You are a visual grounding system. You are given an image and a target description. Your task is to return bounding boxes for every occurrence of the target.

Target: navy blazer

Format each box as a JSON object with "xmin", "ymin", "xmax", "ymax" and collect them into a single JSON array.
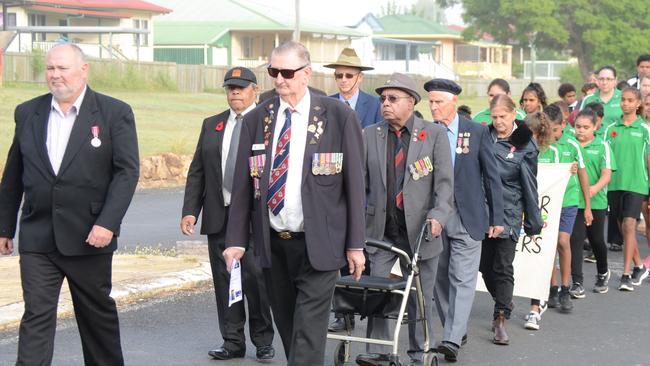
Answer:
[
  {"xmin": 449, "ymin": 115, "xmax": 504, "ymax": 241},
  {"xmin": 330, "ymin": 90, "xmax": 382, "ymax": 129}
]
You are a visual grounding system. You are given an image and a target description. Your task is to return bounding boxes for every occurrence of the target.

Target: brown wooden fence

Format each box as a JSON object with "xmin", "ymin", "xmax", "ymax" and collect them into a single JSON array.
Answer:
[{"xmin": 1, "ymin": 52, "xmax": 559, "ymax": 97}]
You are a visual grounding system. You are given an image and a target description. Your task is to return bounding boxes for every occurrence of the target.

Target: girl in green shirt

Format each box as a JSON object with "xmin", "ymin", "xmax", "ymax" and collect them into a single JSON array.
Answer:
[
  {"xmin": 473, "ymin": 79, "xmax": 526, "ymax": 125},
  {"xmin": 570, "ymin": 110, "xmax": 614, "ymax": 295},
  {"xmin": 519, "ymin": 83, "xmax": 548, "ymax": 115},
  {"xmin": 604, "ymin": 87, "xmax": 650, "ymax": 290}
]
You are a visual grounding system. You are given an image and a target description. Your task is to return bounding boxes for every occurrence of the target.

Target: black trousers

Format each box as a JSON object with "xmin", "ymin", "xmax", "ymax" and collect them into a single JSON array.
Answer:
[
  {"xmin": 265, "ymin": 233, "xmax": 338, "ymax": 366},
  {"xmin": 570, "ymin": 209, "xmax": 608, "ymax": 284},
  {"xmin": 17, "ymin": 251, "xmax": 123, "ymax": 366},
  {"xmin": 479, "ymin": 237, "xmax": 516, "ymax": 319},
  {"xmin": 207, "ymin": 229, "xmax": 273, "ymax": 352}
]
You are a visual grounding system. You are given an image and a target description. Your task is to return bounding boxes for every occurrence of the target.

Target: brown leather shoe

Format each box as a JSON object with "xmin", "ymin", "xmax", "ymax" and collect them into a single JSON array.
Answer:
[{"xmin": 492, "ymin": 312, "xmax": 509, "ymax": 345}]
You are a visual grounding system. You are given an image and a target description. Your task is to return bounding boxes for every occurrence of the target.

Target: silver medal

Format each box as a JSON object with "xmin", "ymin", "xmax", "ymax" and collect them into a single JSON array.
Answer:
[{"xmin": 91, "ymin": 137, "xmax": 102, "ymax": 148}]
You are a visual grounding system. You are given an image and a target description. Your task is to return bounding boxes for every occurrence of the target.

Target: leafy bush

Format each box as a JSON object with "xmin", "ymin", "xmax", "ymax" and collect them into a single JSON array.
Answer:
[{"xmin": 559, "ymin": 64, "xmax": 583, "ymax": 89}]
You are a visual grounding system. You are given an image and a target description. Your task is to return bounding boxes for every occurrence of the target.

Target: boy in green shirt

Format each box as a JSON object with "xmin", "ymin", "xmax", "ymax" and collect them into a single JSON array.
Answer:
[{"xmin": 545, "ymin": 104, "xmax": 592, "ymax": 311}]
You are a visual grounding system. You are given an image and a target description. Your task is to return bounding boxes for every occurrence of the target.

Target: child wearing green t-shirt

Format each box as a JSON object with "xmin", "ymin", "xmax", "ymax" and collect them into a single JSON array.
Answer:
[
  {"xmin": 603, "ymin": 87, "xmax": 650, "ymax": 290},
  {"xmin": 545, "ymin": 105, "xmax": 593, "ymax": 310},
  {"xmin": 569, "ymin": 110, "xmax": 615, "ymax": 295}
]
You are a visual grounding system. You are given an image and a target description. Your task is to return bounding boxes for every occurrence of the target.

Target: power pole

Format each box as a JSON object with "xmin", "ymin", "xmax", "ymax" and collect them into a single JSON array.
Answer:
[{"xmin": 293, "ymin": 0, "xmax": 300, "ymax": 42}]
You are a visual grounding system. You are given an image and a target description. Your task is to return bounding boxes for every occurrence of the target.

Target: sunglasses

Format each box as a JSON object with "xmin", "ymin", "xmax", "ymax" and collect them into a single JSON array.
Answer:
[
  {"xmin": 380, "ymin": 94, "xmax": 412, "ymax": 103},
  {"xmin": 335, "ymin": 72, "xmax": 359, "ymax": 80},
  {"xmin": 267, "ymin": 65, "xmax": 308, "ymax": 79}
]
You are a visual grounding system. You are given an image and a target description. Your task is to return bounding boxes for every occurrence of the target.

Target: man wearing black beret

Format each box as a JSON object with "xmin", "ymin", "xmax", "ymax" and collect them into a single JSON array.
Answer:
[{"xmin": 426, "ymin": 79, "xmax": 505, "ymax": 362}]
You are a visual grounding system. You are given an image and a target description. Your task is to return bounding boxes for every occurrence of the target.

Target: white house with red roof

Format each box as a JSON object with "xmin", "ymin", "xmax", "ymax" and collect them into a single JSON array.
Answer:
[{"xmin": 0, "ymin": 0, "xmax": 171, "ymax": 61}]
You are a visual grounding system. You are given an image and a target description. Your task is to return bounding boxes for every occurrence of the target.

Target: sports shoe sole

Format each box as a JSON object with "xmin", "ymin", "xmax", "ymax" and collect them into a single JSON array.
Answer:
[
  {"xmin": 570, "ymin": 292, "xmax": 586, "ymax": 299},
  {"xmin": 631, "ymin": 270, "xmax": 649, "ymax": 286},
  {"xmin": 593, "ymin": 286, "xmax": 608, "ymax": 294},
  {"xmin": 618, "ymin": 284, "xmax": 634, "ymax": 291},
  {"xmin": 524, "ymin": 321, "xmax": 540, "ymax": 330}
]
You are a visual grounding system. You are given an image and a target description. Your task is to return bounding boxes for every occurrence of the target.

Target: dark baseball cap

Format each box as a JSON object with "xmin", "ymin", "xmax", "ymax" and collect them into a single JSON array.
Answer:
[{"xmin": 223, "ymin": 67, "xmax": 257, "ymax": 88}]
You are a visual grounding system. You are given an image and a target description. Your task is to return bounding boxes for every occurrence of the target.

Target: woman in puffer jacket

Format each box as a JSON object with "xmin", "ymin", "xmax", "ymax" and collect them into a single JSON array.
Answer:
[{"xmin": 479, "ymin": 94, "xmax": 543, "ymax": 346}]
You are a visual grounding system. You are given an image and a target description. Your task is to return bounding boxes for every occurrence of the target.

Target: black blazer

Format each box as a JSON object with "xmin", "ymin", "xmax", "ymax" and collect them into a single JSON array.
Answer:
[
  {"xmin": 225, "ymin": 93, "xmax": 366, "ymax": 271},
  {"xmin": 182, "ymin": 110, "xmax": 230, "ymax": 235},
  {"xmin": 451, "ymin": 115, "xmax": 504, "ymax": 241},
  {"xmin": 0, "ymin": 88, "xmax": 139, "ymax": 255}
]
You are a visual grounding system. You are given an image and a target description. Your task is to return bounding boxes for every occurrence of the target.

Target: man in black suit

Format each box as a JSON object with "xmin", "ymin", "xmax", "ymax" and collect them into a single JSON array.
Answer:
[
  {"xmin": 0, "ymin": 43, "xmax": 139, "ymax": 365},
  {"xmin": 181, "ymin": 67, "xmax": 274, "ymax": 361},
  {"xmin": 223, "ymin": 41, "xmax": 366, "ymax": 365},
  {"xmin": 426, "ymin": 79, "xmax": 504, "ymax": 362}
]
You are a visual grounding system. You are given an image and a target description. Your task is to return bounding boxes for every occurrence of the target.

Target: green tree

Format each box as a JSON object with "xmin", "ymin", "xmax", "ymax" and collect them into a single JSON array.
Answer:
[{"xmin": 440, "ymin": 0, "xmax": 650, "ymax": 79}]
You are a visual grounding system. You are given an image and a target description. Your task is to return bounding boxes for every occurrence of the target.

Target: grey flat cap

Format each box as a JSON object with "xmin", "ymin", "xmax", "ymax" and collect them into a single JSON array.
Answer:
[{"xmin": 375, "ymin": 72, "xmax": 421, "ymax": 104}]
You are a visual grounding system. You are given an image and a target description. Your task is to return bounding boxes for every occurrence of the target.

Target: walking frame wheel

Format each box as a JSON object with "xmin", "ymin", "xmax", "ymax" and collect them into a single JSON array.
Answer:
[{"xmin": 333, "ymin": 340, "xmax": 349, "ymax": 366}]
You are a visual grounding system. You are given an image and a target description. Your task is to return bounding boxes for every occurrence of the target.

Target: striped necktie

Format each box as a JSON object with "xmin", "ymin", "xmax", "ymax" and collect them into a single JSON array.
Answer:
[
  {"xmin": 394, "ymin": 128, "xmax": 405, "ymax": 210},
  {"xmin": 267, "ymin": 108, "xmax": 292, "ymax": 215}
]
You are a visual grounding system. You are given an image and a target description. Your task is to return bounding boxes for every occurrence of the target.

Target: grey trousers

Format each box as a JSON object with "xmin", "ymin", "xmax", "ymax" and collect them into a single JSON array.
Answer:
[
  {"xmin": 434, "ymin": 211, "xmax": 482, "ymax": 346},
  {"xmin": 366, "ymin": 245, "xmax": 438, "ymax": 360}
]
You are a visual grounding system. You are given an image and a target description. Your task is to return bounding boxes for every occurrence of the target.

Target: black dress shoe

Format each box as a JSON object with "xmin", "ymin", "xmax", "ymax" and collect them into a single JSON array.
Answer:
[
  {"xmin": 436, "ymin": 341, "xmax": 459, "ymax": 362},
  {"xmin": 328, "ymin": 317, "xmax": 354, "ymax": 332},
  {"xmin": 256, "ymin": 345, "xmax": 275, "ymax": 360},
  {"xmin": 208, "ymin": 347, "xmax": 245, "ymax": 360}
]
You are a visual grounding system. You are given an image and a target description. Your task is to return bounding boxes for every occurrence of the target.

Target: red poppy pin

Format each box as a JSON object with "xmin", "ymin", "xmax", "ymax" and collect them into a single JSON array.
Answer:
[
  {"xmin": 611, "ymin": 130, "xmax": 617, "ymax": 138},
  {"xmin": 481, "ymin": 121, "xmax": 487, "ymax": 125},
  {"xmin": 417, "ymin": 130, "xmax": 427, "ymax": 141},
  {"xmin": 215, "ymin": 121, "xmax": 225, "ymax": 132}
]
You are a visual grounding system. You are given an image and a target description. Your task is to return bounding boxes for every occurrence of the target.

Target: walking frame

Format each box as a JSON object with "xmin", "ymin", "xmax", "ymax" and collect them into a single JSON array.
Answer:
[{"xmin": 328, "ymin": 222, "xmax": 438, "ymax": 366}]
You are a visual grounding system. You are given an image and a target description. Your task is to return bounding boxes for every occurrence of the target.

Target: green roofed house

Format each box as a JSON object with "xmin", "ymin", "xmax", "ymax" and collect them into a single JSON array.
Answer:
[
  {"xmin": 352, "ymin": 13, "xmax": 512, "ymax": 79},
  {"xmin": 152, "ymin": 0, "xmax": 366, "ymax": 67}
]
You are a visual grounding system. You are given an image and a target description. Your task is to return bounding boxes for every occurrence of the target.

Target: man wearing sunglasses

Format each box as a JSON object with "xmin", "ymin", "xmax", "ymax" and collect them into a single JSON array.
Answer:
[
  {"xmin": 223, "ymin": 41, "xmax": 366, "ymax": 366},
  {"xmin": 324, "ymin": 47, "xmax": 380, "ymax": 333},
  {"xmin": 358, "ymin": 73, "xmax": 454, "ymax": 366},
  {"xmin": 324, "ymin": 48, "xmax": 382, "ymax": 130},
  {"xmin": 426, "ymin": 78, "xmax": 504, "ymax": 363}
]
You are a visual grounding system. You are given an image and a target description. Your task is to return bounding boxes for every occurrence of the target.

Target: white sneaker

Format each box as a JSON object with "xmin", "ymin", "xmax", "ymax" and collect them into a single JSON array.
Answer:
[
  {"xmin": 539, "ymin": 301, "xmax": 548, "ymax": 316},
  {"xmin": 524, "ymin": 311, "xmax": 540, "ymax": 330}
]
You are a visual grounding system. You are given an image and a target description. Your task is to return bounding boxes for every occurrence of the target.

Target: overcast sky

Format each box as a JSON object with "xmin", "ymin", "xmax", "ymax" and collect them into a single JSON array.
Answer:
[{"xmin": 243, "ymin": 0, "xmax": 464, "ymax": 27}]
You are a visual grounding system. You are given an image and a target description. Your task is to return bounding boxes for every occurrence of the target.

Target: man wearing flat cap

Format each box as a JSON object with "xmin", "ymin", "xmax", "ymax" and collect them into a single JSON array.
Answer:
[
  {"xmin": 357, "ymin": 72, "xmax": 454, "ymax": 365},
  {"xmin": 426, "ymin": 78, "xmax": 504, "ymax": 362},
  {"xmin": 181, "ymin": 66, "xmax": 275, "ymax": 361},
  {"xmin": 325, "ymin": 47, "xmax": 382, "ymax": 129}
]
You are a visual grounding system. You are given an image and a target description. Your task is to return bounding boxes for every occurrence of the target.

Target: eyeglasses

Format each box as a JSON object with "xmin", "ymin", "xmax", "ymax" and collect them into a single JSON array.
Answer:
[
  {"xmin": 335, "ymin": 72, "xmax": 359, "ymax": 80},
  {"xmin": 380, "ymin": 94, "xmax": 411, "ymax": 103},
  {"xmin": 597, "ymin": 77, "xmax": 616, "ymax": 82},
  {"xmin": 267, "ymin": 65, "xmax": 308, "ymax": 79}
]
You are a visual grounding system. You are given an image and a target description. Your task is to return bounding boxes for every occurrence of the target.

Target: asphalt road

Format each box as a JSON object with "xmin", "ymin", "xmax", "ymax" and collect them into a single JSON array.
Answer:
[
  {"xmin": 1, "ymin": 247, "xmax": 649, "ymax": 366},
  {"xmin": 11, "ymin": 187, "xmax": 195, "ymax": 253}
]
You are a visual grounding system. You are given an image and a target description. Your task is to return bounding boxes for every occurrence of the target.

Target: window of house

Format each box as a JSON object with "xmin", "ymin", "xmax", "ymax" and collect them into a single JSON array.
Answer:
[
  {"xmin": 241, "ymin": 36, "xmax": 254, "ymax": 58},
  {"xmin": 28, "ymin": 14, "xmax": 46, "ymax": 41},
  {"xmin": 133, "ymin": 19, "xmax": 149, "ymax": 46},
  {"xmin": 1, "ymin": 12, "xmax": 17, "ymax": 27},
  {"xmin": 454, "ymin": 44, "xmax": 479, "ymax": 62}
]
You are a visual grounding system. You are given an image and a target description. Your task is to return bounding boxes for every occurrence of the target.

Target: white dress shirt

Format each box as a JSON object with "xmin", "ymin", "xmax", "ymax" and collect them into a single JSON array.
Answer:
[
  {"xmin": 222, "ymin": 103, "xmax": 256, "ymax": 206},
  {"xmin": 47, "ymin": 87, "xmax": 87, "ymax": 175},
  {"xmin": 268, "ymin": 90, "xmax": 310, "ymax": 232}
]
